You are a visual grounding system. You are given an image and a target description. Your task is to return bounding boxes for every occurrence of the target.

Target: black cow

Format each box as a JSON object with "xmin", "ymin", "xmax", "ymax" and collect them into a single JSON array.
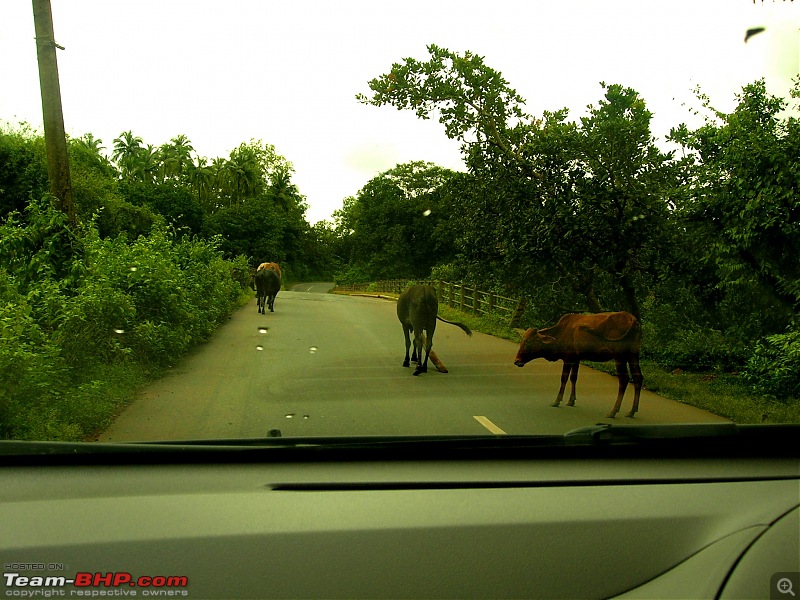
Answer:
[
  {"xmin": 254, "ymin": 268, "xmax": 281, "ymax": 314},
  {"xmin": 397, "ymin": 285, "xmax": 472, "ymax": 375},
  {"xmin": 513, "ymin": 311, "xmax": 643, "ymax": 418}
]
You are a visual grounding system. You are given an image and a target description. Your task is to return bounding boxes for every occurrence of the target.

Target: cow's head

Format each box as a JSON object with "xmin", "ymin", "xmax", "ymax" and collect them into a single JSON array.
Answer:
[{"xmin": 514, "ymin": 328, "xmax": 557, "ymax": 366}]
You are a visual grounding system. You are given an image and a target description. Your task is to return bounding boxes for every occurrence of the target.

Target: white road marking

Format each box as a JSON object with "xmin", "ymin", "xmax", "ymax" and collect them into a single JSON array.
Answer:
[{"xmin": 473, "ymin": 415, "xmax": 507, "ymax": 435}]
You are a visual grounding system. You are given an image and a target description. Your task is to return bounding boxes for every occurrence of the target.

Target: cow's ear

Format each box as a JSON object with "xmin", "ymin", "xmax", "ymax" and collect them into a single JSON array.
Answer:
[{"xmin": 538, "ymin": 334, "xmax": 558, "ymax": 344}]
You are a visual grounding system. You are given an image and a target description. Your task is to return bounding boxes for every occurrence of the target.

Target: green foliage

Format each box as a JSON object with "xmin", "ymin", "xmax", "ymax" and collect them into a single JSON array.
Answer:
[
  {"xmin": 203, "ymin": 195, "xmax": 284, "ymax": 261},
  {"xmin": 670, "ymin": 79, "xmax": 800, "ymax": 316},
  {"xmin": 743, "ymin": 327, "xmax": 800, "ymax": 399},
  {"xmin": 0, "ymin": 123, "xmax": 49, "ymax": 220},
  {"xmin": 0, "ymin": 198, "xmax": 249, "ymax": 440},
  {"xmin": 333, "ymin": 162, "xmax": 459, "ymax": 281},
  {"xmin": 119, "ymin": 180, "xmax": 203, "ymax": 234},
  {"xmin": 358, "ymin": 45, "xmax": 531, "ymax": 172}
]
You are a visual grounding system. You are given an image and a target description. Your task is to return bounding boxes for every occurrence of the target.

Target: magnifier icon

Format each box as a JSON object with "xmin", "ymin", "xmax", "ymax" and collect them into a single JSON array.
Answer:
[{"xmin": 778, "ymin": 578, "xmax": 796, "ymax": 597}]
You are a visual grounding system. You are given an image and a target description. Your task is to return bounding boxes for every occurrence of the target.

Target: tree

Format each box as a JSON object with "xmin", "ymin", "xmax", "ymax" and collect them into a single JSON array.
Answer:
[
  {"xmin": 361, "ymin": 47, "xmax": 678, "ymax": 317},
  {"xmin": 111, "ymin": 131, "xmax": 143, "ymax": 179},
  {"xmin": 159, "ymin": 134, "xmax": 194, "ymax": 181},
  {"xmin": 670, "ymin": 79, "xmax": 800, "ymax": 319},
  {"xmin": 358, "ymin": 45, "xmax": 533, "ymax": 178},
  {"xmin": 333, "ymin": 161, "xmax": 458, "ymax": 281}
]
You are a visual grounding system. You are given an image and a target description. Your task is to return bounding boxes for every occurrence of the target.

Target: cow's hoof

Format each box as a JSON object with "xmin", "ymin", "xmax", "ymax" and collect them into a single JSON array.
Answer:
[
  {"xmin": 606, "ymin": 413, "xmax": 617, "ymax": 419},
  {"xmin": 624, "ymin": 412, "xmax": 636, "ymax": 418},
  {"xmin": 402, "ymin": 360, "xmax": 410, "ymax": 367},
  {"xmin": 550, "ymin": 402, "xmax": 560, "ymax": 408},
  {"xmin": 566, "ymin": 401, "xmax": 575, "ymax": 407}
]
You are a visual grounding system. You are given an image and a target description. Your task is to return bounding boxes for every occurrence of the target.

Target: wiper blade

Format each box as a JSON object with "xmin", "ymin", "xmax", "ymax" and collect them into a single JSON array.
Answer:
[
  {"xmin": 0, "ymin": 434, "xmax": 565, "ymax": 456},
  {"xmin": 563, "ymin": 422, "xmax": 797, "ymax": 445},
  {"xmin": 565, "ymin": 422, "xmax": 740, "ymax": 445},
  {"xmin": 1, "ymin": 425, "xmax": 798, "ymax": 463}
]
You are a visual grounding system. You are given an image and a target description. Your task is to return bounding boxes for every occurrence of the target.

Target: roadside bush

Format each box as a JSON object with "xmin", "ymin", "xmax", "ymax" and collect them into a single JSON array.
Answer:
[
  {"xmin": 639, "ymin": 289, "xmax": 747, "ymax": 371},
  {"xmin": 0, "ymin": 199, "xmax": 250, "ymax": 439},
  {"xmin": 0, "ymin": 281, "xmax": 68, "ymax": 438},
  {"xmin": 743, "ymin": 327, "xmax": 800, "ymax": 400}
]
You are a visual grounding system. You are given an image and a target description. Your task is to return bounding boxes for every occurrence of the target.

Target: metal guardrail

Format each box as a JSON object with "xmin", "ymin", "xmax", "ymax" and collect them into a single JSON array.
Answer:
[{"xmin": 332, "ymin": 280, "xmax": 526, "ymax": 327}]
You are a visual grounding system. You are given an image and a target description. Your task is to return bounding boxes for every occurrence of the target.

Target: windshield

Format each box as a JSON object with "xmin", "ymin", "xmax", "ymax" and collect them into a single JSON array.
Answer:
[{"xmin": 0, "ymin": 0, "xmax": 797, "ymax": 444}]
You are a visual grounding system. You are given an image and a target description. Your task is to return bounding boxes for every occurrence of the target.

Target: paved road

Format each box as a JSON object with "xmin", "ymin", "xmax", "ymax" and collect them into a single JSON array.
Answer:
[{"xmin": 99, "ymin": 284, "xmax": 729, "ymax": 442}]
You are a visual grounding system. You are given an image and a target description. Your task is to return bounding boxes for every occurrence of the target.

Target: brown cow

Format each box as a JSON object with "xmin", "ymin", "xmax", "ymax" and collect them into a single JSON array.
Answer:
[
  {"xmin": 513, "ymin": 312, "xmax": 643, "ymax": 418},
  {"xmin": 254, "ymin": 267, "xmax": 281, "ymax": 313},
  {"xmin": 397, "ymin": 285, "xmax": 472, "ymax": 376},
  {"xmin": 257, "ymin": 262, "xmax": 282, "ymax": 279}
]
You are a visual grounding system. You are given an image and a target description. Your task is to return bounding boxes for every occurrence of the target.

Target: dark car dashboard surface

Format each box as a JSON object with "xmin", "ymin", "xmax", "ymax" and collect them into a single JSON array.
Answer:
[{"xmin": 1, "ymin": 424, "xmax": 798, "ymax": 599}]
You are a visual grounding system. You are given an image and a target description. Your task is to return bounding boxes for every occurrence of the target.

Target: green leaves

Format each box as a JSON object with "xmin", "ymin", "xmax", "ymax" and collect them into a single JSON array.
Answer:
[
  {"xmin": 332, "ymin": 162, "xmax": 459, "ymax": 281},
  {"xmin": 672, "ymin": 79, "xmax": 800, "ymax": 314},
  {"xmin": 0, "ymin": 200, "xmax": 249, "ymax": 439},
  {"xmin": 358, "ymin": 45, "xmax": 531, "ymax": 173}
]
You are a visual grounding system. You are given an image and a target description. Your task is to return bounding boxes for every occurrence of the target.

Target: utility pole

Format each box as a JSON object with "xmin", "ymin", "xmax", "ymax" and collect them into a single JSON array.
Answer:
[{"xmin": 32, "ymin": 0, "xmax": 76, "ymax": 226}]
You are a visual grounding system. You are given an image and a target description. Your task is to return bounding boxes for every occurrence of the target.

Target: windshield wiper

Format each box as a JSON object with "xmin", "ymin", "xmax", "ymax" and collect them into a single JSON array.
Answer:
[
  {"xmin": 0, "ymin": 424, "xmax": 798, "ymax": 464},
  {"xmin": 564, "ymin": 422, "xmax": 740, "ymax": 444}
]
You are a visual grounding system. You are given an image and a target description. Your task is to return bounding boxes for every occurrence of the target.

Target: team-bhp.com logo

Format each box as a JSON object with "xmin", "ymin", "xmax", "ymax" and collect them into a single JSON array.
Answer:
[{"xmin": 4, "ymin": 571, "xmax": 189, "ymax": 596}]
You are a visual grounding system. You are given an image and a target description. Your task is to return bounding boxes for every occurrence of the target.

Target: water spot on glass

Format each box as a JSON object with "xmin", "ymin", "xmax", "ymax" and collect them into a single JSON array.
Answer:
[
  {"xmin": 422, "ymin": 209, "xmax": 432, "ymax": 217},
  {"xmin": 285, "ymin": 413, "xmax": 295, "ymax": 419},
  {"xmin": 309, "ymin": 346, "xmax": 318, "ymax": 354},
  {"xmin": 258, "ymin": 327, "xmax": 268, "ymax": 334},
  {"xmin": 256, "ymin": 345, "xmax": 264, "ymax": 351}
]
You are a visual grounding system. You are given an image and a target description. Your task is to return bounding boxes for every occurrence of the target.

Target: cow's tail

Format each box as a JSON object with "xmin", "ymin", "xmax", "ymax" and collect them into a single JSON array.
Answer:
[{"xmin": 437, "ymin": 316, "xmax": 472, "ymax": 337}]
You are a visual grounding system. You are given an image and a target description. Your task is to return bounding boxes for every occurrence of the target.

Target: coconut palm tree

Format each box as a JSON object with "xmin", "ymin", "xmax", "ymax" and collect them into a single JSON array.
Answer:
[
  {"xmin": 186, "ymin": 156, "xmax": 215, "ymax": 212},
  {"xmin": 111, "ymin": 131, "xmax": 143, "ymax": 179},
  {"xmin": 129, "ymin": 144, "xmax": 161, "ymax": 183},
  {"xmin": 160, "ymin": 134, "xmax": 195, "ymax": 181}
]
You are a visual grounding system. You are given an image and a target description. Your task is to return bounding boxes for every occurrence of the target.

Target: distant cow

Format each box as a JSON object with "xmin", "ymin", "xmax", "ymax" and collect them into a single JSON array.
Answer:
[
  {"xmin": 397, "ymin": 285, "xmax": 472, "ymax": 376},
  {"xmin": 257, "ymin": 262, "xmax": 282, "ymax": 279},
  {"xmin": 513, "ymin": 312, "xmax": 643, "ymax": 418},
  {"xmin": 254, "ymin": 267, "xmax": 281, "ymax": 314}
]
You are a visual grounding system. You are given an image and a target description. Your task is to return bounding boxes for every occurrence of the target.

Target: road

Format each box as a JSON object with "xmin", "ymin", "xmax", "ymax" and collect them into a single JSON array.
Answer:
[{"xmin": 99, "ymin": 284, "xmax": 729, "ymax": 442}]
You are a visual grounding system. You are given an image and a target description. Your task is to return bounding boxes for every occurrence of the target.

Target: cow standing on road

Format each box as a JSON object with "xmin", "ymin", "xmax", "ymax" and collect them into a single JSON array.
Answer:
[
  {"xmin": 254, "ymin": 268, "xmax": 281, "ymax": 314},
  {"xmin": 397, "ymin": 285, "xmax": 472, "ymax": 376},
  {"xmin": 513, "ymin": 311, "xmax": 643, "ymax": 418}
]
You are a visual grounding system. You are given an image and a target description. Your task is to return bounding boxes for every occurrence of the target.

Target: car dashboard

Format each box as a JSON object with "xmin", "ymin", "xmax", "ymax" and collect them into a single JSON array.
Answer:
[{"xmin": 1, "ymin": 425, "xmax": 798, "ymax": 599}]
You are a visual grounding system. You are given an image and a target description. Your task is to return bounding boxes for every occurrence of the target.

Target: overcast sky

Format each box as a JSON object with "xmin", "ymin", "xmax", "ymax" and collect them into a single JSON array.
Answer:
[{"xmin": 1, "ymin": 1, "xmax": 797, "ymax": 224}]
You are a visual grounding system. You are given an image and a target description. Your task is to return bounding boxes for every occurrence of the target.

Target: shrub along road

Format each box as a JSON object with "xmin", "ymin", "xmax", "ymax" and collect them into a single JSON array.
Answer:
[{"xmin": 99, "ymin": 285, "xmax": 728, "ymax": 441}]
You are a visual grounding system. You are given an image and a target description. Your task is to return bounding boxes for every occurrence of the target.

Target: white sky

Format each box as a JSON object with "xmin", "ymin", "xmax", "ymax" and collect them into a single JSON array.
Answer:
[{"xmin": 1, "ymin": 1, "xmax": 797, "ymax": 224}]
